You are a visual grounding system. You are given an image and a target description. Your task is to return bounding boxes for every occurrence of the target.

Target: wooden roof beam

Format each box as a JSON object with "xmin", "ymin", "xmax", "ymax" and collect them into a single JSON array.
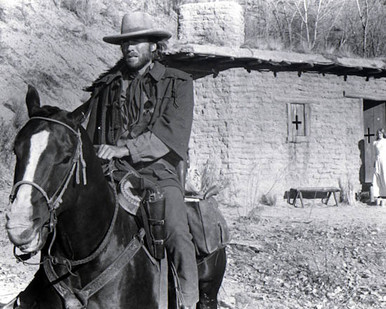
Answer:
[{"xmin": 318, "ymin": 64, "xmax": 339, "ymax": 72}]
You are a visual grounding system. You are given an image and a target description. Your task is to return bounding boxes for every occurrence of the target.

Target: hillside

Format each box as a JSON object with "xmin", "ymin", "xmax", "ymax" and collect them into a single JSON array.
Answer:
[{"xmin": 0, "ymin": 0, "xmax": 177, "ymax": 121}]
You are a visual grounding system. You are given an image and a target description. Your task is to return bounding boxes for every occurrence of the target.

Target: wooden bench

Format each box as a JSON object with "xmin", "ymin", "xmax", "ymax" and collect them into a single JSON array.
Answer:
[{"xmin": 288, "ymin": 187, "xmax": 341, "ymax": 208}]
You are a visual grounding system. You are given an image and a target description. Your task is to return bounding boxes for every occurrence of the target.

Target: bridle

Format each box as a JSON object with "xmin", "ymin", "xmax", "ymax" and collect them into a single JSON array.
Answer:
[
  {"xmin": 9, "ymin": 116, "xmax": 144, "ymax": 308},
  {"xmin": 10, "ymin": 117, "xmax": 87, "ymax": 232},
  {"xmin": 9, "ymin": 116, "xmax": 117, "ymax": 268}
]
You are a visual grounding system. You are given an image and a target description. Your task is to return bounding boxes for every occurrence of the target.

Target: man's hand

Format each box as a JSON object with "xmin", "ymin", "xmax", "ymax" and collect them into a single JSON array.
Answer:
[{"xmin": 96, "ymin": 144, "xmax": 130, "ymax": 160}]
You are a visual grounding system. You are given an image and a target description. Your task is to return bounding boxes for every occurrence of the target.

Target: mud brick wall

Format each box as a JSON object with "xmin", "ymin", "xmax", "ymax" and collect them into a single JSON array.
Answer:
[
  {"xmin": 178, "ymin": 1, "xmax": 244, "ymax": 47},
  {"xmin": 189, "ymin": 70, "xmax": 386, "ymax": 207}
]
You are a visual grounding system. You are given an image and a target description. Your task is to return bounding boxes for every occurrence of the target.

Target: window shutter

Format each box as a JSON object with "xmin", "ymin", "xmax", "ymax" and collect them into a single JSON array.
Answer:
[{"xmin": 288, "ymin": 103, "xmax": 310, "ymax": 143}]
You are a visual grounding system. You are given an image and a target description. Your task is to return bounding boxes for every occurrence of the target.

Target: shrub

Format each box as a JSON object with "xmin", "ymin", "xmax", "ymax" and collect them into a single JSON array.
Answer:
[{"xmin": 260, "ymin": 193, "xmax": 277, "ymax": 206}]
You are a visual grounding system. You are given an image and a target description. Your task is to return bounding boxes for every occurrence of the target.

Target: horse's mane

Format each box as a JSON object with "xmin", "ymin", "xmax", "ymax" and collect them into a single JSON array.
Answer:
[
  {"xmin": 30, "ymin": 106, "xmax": 76, "ymax": 129},
  {"xmin": 32, "ymin": 105, "xmax": 68, "ymax": 119}
]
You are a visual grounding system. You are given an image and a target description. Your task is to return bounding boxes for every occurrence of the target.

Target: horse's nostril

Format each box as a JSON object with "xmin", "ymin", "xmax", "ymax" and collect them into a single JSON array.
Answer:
[
  {"xmin": 5, "ymin": 210, "xmax": 19, "ymax": 221},
  {"xmin": 5, "ymin": 210, "xmax": 17, "ymax": 225},
  {"xmin": 5, "ymin": 210, "xmax": 10, "ymax": 221},
  {"xmin": 6, "ymin": 211, "xmax": 32, "ymax": 229}
]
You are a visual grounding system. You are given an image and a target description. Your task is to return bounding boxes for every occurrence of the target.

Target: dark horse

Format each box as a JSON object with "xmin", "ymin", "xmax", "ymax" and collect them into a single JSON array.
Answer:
[{"xmin": 3, "ymin": 86, "xmax": 226, "ymax": 309}]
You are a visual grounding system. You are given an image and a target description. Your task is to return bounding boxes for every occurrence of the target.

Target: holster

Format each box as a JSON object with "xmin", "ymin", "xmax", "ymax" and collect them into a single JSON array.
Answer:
[
  {"xmin": 102, "ymin": 158, "xmax": 167, "ymax": 259},
  {"xmin": 141, "ymin": 187, "xmax": 166, "ymax": 260}
]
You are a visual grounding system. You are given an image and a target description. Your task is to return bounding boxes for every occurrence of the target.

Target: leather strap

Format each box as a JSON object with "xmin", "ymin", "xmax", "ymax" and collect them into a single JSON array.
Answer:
[
  {"xmin": 44, "ymin": 229, "xmax": 145, "ymax": 308},
  {"xmin": 75, "ymin": 229, "xmax": 145, "ymax": 303},
  {"xmin": 43, "ymin": 261, "xmax": 84, "ymax": 308}
]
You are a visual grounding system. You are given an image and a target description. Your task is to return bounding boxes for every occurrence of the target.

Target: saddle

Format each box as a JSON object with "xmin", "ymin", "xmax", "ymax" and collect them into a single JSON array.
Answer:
[{"xmin": 105, "ymin": 159, "xmax": 230, "ymax": 260}]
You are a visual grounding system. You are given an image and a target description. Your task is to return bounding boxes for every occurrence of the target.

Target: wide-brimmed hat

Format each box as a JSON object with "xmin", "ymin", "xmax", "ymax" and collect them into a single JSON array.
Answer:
[{"xmin": 103, "ymin": 12, "xmax": 172, "ymax": 45}]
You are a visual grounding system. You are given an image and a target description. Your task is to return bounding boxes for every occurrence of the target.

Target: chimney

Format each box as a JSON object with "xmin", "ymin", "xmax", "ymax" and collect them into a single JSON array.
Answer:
[{"xmin": 178, "ymin": 1, "xmax": 244, "ymax": 47}]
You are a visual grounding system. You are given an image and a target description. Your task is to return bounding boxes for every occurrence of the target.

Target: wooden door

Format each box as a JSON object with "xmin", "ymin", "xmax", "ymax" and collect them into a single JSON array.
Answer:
[{"xmin": 363, "ymin": 101, "xmax": 386, "ymax": 183}]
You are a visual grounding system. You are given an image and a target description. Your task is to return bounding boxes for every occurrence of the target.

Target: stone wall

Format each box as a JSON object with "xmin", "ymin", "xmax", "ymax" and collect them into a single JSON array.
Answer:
[{"xmin": 188, "ymin": 68, "xmax": 386, "ymax": 208}]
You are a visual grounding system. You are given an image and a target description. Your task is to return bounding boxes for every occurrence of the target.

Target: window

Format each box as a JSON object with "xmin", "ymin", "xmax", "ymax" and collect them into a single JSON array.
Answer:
[{"xmin": 287, "ymin": 103, "xmax": 311, "ymax": 143}]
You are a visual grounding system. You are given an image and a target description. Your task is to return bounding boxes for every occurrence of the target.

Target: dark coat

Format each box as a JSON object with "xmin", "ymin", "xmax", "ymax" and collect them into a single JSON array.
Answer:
[{"xmin": 79, "ymin": 60, "xmax": 194, "ymax": 163}]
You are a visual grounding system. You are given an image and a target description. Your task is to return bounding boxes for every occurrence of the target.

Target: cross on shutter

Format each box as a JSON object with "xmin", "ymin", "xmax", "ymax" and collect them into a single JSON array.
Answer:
[
  {"xmin": 291, "ymin": 104, "xmax": 305, "ymax": 137},
  {"xmin": 292, "ymin": 115, "xmax": 302, "ymax": 130}
]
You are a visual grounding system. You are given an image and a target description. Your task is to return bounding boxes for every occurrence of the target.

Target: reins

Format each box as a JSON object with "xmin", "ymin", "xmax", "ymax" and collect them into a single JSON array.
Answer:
[{"xmin": 9, "ymin": 116, "xmax": 115, "ymax": 269}]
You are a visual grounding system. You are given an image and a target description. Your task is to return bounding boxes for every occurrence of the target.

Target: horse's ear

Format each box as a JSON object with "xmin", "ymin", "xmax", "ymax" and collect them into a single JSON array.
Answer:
[{"xmin": 26, "ymin": 85, "xmax": 41, "ymax": 117}]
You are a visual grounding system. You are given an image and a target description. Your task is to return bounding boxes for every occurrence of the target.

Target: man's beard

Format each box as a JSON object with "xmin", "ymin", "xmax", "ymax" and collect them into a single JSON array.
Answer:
[{"xmin": 124, "ymin": 51, "xmax": 152, "ymax": 72}]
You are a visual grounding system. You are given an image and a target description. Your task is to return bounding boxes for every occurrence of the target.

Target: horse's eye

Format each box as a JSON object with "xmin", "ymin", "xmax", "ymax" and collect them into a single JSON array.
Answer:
[{"xmin": 62, "ymin": 156, "xmax": 72, "ymax": 164}]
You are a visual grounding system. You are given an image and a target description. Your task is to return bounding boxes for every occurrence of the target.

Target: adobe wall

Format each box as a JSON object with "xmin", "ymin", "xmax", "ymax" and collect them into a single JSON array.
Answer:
[{"xmin": 189, "ymin": 69, "xmax": 386, "ymax": 207}]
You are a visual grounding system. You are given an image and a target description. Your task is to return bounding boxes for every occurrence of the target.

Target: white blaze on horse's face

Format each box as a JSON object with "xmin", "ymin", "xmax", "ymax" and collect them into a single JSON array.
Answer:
[
  {"xmin": 6, "ymin": 129, "xmax": 51, "ymax": 251},
  {"xmin": 12, "ymin": 130, "xmax": 50, "ymax": 216}
]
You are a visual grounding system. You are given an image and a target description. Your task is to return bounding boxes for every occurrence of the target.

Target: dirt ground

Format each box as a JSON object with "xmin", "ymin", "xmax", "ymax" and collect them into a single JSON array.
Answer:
[
  {"xmin": 220, "ymin": 200, "xmax": 386, "ymax": 309},
  {"xmin": 1, "ymin": 189, "xmax": 386, "ymax": 308}
]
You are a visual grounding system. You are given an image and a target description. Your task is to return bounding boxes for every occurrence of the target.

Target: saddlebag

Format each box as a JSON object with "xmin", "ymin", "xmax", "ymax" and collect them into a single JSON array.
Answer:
[{"xmin": 186, "ymin": 196, "xmax": 230, "ymax": 256}]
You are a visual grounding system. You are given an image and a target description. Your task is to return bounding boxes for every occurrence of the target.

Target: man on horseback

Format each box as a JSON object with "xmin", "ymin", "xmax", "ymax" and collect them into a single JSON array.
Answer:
[{"xmin": 79, "ymin": 11, "xmax": 198, "ymax": 309}]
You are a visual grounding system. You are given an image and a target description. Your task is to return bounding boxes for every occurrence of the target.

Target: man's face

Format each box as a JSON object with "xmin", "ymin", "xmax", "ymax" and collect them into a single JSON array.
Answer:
[{"xmin": 121, "ymin": 38, "xmax": 156, "ymax": 72}]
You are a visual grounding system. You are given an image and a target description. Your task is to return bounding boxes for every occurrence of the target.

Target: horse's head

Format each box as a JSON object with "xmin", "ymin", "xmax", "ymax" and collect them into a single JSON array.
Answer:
[{"xmin": 6, "ymin": 86, "xmax": 86, "ymax": 254}]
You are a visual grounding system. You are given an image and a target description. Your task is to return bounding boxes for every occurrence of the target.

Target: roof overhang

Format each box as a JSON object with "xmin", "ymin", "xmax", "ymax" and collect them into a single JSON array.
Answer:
[{"xmin": 164, "ymin": 44, "xmax": 386, "ymax": 80}]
